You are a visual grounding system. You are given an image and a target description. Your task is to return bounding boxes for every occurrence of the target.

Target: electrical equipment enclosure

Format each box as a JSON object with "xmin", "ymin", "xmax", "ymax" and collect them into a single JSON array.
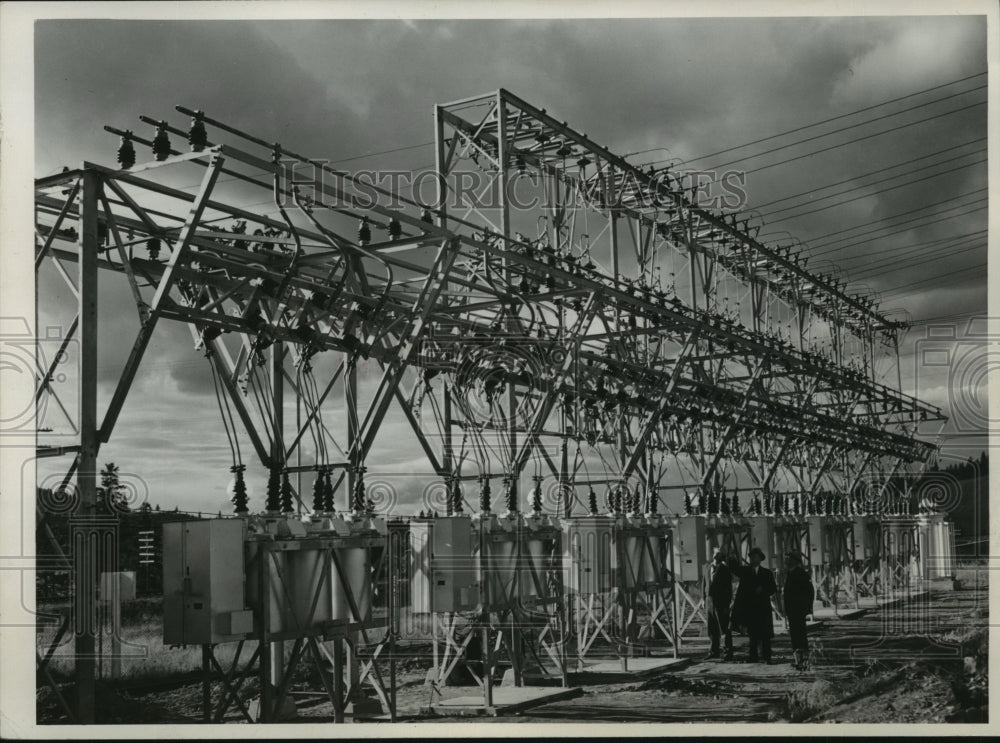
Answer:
[
  {"xmin": 163, "ymin": 519, "xmax": 253, "ymax": 645},
  {"xmin": 672, "ymin": 516, "xmax": 706, "ymax": 582},
  {"xmin": 750, "ymin": 517, "xmax": 775, "ymax": 569},
  {"xmin": 807, "ymin": 516, "xmax": 830, "ymax": 565},
  {"xmin": 410, "ymin": 516, "xmax": 478, "ymax": 614}
]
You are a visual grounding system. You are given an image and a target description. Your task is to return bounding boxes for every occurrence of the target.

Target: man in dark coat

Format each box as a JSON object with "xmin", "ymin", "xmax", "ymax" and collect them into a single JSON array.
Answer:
[
  {"xmin": 730, "ymin": 546, "xmax": 776, "ymax": 663},
  {"xmin": 702, "ymin": 548, "xmax": 734, "ymax": 660},
  {"xmin": 782, "ymin": 550, "xmax": 815, "ymax": 670}
]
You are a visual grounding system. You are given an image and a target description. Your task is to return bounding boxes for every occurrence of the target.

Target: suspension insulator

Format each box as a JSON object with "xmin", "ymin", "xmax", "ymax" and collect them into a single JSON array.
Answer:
[
  {"xmin": 504, "ymin": 476, "xmax": 516, "ymax": 513},
  {"xmin": 720, "ymin": 491, "xmax": 730, "ymax": 515},
  {"xmin": 312, "ymin": 470, "xmax": 325, "ymax": 513},
  {"xmin": 323, "ymin": 470, "xmax": 335, "ymax": 512},
  {"xmin": 480, "ymin": 476, "xmax": 491, "ymax": 514},
  {"xmin": 151, "ymin": 122, "xmax": 171, "ymax": 161},
  {"xmin": 358, "ymin": 216, "xmax": 371, "ymax": 245},
  {"xmin": 731, "ymin": 492, "xmax": 740, "ymax": 515},
  {"xmin": 265, "ymin": 467, "xmax": 281, "ymax": 512},
  {"xmin": 531, "ymin": 477, "xmax": 543, "ymax": 514},
  {"xmin": 188, "ymin": 112, "xmax": 208, "ymax": 152},
  {"xmin": 683, "ymin": 492, "xmax": 692, "ymax": 515},
  {"xmin": 280, "ymin": 471, "xmax": 294, "ymax": 513},
  {"xmin": 352, "ymin": 467, "xmax": 366, "ymax": 512},
  {"xmin": 588, "ymin": 488, "xmax": 598, "ymax": 515},
  {"xmin": 388, "ymin": 216, "xmax": 402, "ymax": 240},
  {"xmin": 146, "ymin": 237, "xmax": 160, "ymax": 261},
  {"xmin": 229, "ymin": 465, "xmax": 249, "ymax": 514},
  {"xmin": 452, "ymin": 479, "xmax": 464, "ymax": 514},
  {"xmin": 116, "ymin": 132, "xmax": 136, "ymax": 169}
]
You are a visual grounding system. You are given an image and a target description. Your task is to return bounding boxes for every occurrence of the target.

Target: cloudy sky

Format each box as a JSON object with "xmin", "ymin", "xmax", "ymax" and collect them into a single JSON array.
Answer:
[{"xmin": 21, "ymin": 9, "xmax": 991, "ymax": 514}]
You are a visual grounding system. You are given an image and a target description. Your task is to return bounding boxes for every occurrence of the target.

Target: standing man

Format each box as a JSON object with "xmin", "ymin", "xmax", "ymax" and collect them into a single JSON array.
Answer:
[
  {"xmin": 782, "ymin": 550, "xmax": 815, "ymax": 670},
  {"xmin": 731, "ymin": 546, "xmax": 776, "ymax": 663},
  {"xmin": 702, "ymin": 548, "xmax": 734, "ymax": 660}
]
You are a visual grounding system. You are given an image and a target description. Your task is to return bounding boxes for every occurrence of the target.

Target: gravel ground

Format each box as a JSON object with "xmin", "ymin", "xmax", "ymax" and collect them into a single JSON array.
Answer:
[{"xmin": 37, "ymin": 586, "xmax": 987, "ymax": 726}]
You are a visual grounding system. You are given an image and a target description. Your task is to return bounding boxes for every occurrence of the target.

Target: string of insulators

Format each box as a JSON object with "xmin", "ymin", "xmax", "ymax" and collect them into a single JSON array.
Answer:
[
  {"xmin": 280, "ymin": 471, "xmax": 294, "ymax": 513},
  {"xmin": 322, "ymin": 470, "xmax": 335, "ymax": 513},
  {"xmin": 116, "ymin": 132, "xmax": 136, "ymax": 169},
  {"xmin": 588, "ymin": 488, "xmax": 598, "ymax": 515},
  {"xmin": 387, "ymin": 216, "xmax": 402, "ymax": 240},
  {"xmin": 151, "ymin": 121, "xmax": 171, "ymax": 161},
  {"xmin": 774, "ymin": 492, "xmax": 784, "ymax": 516},
  {"xmin": 445, "ymin": 478, "xmax": 455, "ymax": 517},
  {"xmin": 632, "ymin": 483, "xmax": 642, "ymax": 514},
  {"xmin": 480, "ymin": 475, "xmax": 491, "ymax": 513},
  {"xmin": 731, "ymin": 493, "xmax": 740, "ymax": 515},
  {"xmin": 352, "ymin": 466, "xmax": 366, "ymax": 512},
  {"xmin": 531, "ymin": 476, "xmax": 543, "ymax": 514},
  {"xmin": 265, "ymin": 467, "xmax": 281, "ymax": 512},
  {"xmin": 312, "ymin": 470, "xmax": 325, "ymax": 513},
  {"xmin": 720, "ymin": 491, "xmax": 731, "ymax": 515},
  {"xmin": 647, "ymin": 486, "xmax": 658, "ymax": 515},
  {"xmin": 188, "ymin": 111, "xmax": 208, "ymax": 152},
  {"xmin": 230, "ymin": 464, "xmax": 248, "ymax": 514},
  {"xmin": 358, "ymin": 216, "xmax": 371, "ymax": 245},
  {"xmin": 504, "ymin": 475, "xmax": 516, "ymax": 513},
  {"xmin": 683, "ymin": 492, "xmax": 692, "ymax": 515},
  {"xmin": 451, "ymin": 479, "xmax": 464, "ymax": 515}
]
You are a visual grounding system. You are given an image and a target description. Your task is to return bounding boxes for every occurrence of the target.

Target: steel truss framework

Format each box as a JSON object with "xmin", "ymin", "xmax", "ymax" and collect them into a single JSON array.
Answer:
[{"xmin": 33, "ymin": 89, "xmax": 945, "ymax": 723}]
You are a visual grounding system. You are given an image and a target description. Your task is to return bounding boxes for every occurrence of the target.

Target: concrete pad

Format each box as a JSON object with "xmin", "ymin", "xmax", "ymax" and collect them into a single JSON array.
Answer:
[
  {"xmin": 813, "ymin": 606, "xmax": 867, "ymax": 620},
  {"xmin": 573, "ymin": 656, "xmax": 690, "ymax": 677},
  {"xmin": 429, "ymin": 686, "xmax": 583, "ymax": 716}
]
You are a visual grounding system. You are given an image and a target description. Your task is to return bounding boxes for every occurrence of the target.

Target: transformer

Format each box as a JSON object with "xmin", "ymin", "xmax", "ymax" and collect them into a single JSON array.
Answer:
[
  {"xmin": 916, "ymin": 513, "xmax": 956, "ymax": 582},
  {"xmin": 562, "ymin": 516, "xmax": 614, "ymax": 594},
  {"xmin": 617, "ymin": 514, "xmax": 671, "ymax": 590},
  {"xmin": 410, "ymin": 515, "xmax": 478, "ymax": 613},
  {"xmin": 163, "ymin": 519, "xmax": 254, "ymax": 646}
]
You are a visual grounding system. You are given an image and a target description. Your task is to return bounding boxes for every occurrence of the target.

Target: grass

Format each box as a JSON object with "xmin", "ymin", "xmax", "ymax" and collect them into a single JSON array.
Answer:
[{"xmin": 37, "ymin": 597, "xmax": 423, "ymax": 684}]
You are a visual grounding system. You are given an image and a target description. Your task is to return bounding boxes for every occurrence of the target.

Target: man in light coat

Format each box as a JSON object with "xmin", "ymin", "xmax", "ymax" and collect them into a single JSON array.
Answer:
[{"xmin": 702, "ymin": 548, "xmax": 734, "ymax": 660}]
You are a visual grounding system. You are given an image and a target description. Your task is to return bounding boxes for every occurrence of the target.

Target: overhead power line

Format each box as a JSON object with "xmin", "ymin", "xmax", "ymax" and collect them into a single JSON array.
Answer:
[
  {"xmin": 704, "ymin": 82, "xmax": 987, "ymax": 171},
  {"xmin": 739, "ymin": 100, "xmax": 985, "ymax": 177},
  {"xmin": 765, "ymin": 155, "xmax": 986, "ymax": 224},
  {"xmin": 682, "ymin": 70, "xmax": 986, "ymax": 165},
  {"xmin": 743, "ymin": 137, "xmax": 986, "ymax": 213}
]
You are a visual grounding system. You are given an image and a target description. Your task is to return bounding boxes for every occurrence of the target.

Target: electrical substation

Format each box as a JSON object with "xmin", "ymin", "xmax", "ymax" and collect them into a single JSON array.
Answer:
[{"xmin": 33, "ymin": 88, "xmax": 958, "ymax": 724}]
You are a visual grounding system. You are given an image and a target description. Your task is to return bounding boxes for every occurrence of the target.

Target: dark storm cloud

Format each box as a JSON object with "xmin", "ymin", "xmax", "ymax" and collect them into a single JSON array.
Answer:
[{"xmin": 35, "ymin": 19, "xmax": 372, "ymax": 176}]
